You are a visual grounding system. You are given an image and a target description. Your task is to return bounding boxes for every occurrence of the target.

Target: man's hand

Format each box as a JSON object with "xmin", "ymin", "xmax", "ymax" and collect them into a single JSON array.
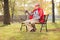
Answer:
[{"xmin": 25, "ymin": 10, "xmax": 33, "ymax": 15}]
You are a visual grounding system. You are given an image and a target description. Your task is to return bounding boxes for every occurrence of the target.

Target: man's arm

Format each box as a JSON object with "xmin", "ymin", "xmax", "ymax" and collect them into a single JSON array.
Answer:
[{"xmin": 25, "ymin": 10, "xmax": 33, "ymax": 15}]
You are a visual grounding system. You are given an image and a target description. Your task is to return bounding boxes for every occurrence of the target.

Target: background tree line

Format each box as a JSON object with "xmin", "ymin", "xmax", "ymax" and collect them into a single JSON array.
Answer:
[{"xmin": 0, "ymin": 0, "xmax": 60, "ymax": 25}]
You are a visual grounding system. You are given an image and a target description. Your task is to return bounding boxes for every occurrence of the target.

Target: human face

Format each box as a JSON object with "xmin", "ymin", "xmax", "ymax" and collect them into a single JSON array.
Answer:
[{"xmin": 34, "ymin": 6, "xmax": 39, "ymax": 9}]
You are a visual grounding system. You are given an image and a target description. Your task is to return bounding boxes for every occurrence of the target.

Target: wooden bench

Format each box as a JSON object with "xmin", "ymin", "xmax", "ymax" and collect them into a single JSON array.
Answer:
[{"xmin": 20, "ymin": 14, "xmax": 49, "ymax": 32}]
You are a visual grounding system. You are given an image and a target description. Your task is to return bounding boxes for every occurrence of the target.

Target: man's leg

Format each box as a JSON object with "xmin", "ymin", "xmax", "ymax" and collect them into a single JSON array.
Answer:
[
  {"xmin": 30, "ymin": 19, "xmax": 39, "ymax": 31},
  {"xmin": 23, "ymin": 19, "xmax": 39, "ymax": 32},
  {"xmin": 23, "ymin": 20, "xmax": 34, "ymax": 32},
  {"xmin": 31, "ymin": 24, "xmax": 36, "ymax": 31}
]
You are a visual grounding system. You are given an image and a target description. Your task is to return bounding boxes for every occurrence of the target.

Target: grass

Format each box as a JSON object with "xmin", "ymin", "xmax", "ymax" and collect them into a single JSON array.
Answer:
[{"xmin": 0, "ymin": 22, "xmax": 60, "ymax": 40}]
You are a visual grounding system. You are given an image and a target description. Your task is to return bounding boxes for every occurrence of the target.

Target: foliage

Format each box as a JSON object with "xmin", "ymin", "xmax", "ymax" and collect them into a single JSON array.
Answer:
[{"xmin": 0, "ymin": 0, "xmax": 60, "ymax": 15}]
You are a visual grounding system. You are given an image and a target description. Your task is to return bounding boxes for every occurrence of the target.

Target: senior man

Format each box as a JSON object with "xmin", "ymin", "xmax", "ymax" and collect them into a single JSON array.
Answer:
[{"xmin": 24, "ymin": 4, "xmax": 44, "ymax": 32}]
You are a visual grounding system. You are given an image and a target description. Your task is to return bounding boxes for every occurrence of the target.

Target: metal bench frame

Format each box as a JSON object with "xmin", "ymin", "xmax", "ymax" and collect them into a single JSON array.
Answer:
[{"xmin": 20, "ymin": 14, "xmax": 49, "ymax": 32}]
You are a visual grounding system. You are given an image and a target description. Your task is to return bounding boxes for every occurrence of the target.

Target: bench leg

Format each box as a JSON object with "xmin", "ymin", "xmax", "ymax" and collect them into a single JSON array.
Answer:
[
  {"xmin": 20, "ymin": 23, "xmax": 28, "ymax": 32},
  {"xmin": 20, "ymin": 23, "xmax": 23, "ymax": 31},
  {"xmin": 26, "ymin": 26, "xmax": 28, "ymax": 32},
  {"xmin": 40, "ymin": 24, "xmax": 43, "ymax": 32},
  {"xmin": 45, "ymin": 23, "xmax": 48, "ymax": 32}
]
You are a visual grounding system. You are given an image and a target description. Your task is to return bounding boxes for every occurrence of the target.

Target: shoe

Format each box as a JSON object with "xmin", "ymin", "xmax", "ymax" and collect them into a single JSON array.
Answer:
[{"xmin": 30, "ymin": 29, "xmax": 35, "ymax": 32}]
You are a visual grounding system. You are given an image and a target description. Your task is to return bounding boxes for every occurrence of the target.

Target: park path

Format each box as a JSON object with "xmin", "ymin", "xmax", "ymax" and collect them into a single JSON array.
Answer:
[{"xmin": 48, "ymin": 28, "xmax": 60, "ymax": 32}]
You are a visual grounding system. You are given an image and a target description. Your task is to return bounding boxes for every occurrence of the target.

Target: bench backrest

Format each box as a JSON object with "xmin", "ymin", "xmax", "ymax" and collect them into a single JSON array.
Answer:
[
  {"xmin": 20, "ymin": 10, "xmax": 49, "ymax": 23},
  {"xmin": 44, "ymin": 14, "xmax": 49, "ymax": 23}
]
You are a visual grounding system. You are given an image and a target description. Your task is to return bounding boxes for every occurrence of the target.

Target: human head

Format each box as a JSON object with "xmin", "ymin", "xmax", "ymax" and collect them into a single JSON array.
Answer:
[{"xmin": 34, "ymin": 4, "xmax": 40, "ymax": 9}]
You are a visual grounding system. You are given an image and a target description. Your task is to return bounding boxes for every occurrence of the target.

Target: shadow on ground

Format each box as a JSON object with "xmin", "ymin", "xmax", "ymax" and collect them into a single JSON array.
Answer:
[{"xmin": 0, "ymin": 25, "xmax": 7, "ymax": 27}]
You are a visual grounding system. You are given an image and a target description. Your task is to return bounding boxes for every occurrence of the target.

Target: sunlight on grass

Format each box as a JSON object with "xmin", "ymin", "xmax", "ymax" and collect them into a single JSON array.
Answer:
[{"xmin": 0, "ymin": 22, "xmax": 60, "ymax": 40}]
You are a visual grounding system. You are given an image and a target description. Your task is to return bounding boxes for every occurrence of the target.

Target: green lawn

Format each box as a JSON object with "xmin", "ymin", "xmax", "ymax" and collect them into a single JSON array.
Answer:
[{"xmin": 0, "ymin": 22, "xmax": 60, "ymax": 40}]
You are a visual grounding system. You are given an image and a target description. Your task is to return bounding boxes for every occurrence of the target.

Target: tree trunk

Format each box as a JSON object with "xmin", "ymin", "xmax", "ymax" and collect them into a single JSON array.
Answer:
[
  {"xmin": 52, "ymin": 0, "xmax": 55, "ymax": 23},
  {"xmin": 11, "ymin": 1, "xmax": 15, "ymax": 23},
  {"xmin": 3, "ymin": 0, "xmax": 10, "ymax": 25}
]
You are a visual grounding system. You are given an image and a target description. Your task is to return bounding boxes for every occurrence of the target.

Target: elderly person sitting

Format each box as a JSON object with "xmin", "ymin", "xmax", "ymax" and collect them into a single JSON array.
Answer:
[{"xmin": 23, "ymin": 4, "xmax": 44, "ymax": 32}]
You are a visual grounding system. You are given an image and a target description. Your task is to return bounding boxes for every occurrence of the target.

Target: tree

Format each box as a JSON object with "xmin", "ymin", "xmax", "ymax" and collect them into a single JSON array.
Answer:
[
  {"xmin": 52, "ymin": 0, "xmax": 55, "ymax": 23},
  {"xmin": 10, "ymin": 0, "xmax": 15, "ymax": 22},
  {"xmin": 3, "ymin": 0, "xmax": 10, "ymax": 25}
]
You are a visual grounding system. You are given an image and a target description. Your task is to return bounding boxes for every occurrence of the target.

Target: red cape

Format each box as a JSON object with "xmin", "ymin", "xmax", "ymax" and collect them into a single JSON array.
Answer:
[{"xmin": 29, "ymin": 8, "xmax": 45, "ymax": 23}]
